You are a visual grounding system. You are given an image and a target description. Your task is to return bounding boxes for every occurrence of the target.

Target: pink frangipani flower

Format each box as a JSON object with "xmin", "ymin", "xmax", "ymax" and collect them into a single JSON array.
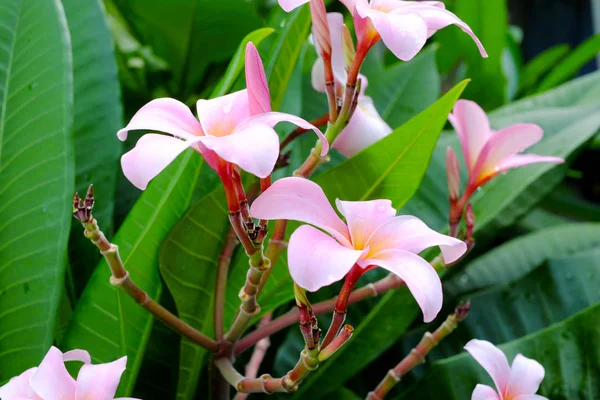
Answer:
[
  {"xmin": 465, "ymin": 339, "xmax": 547, "ymax": 400},
  {"xmin": 448, "ymin": 100, "xmax": 564, "ymax": 191},
  {"xmin": 118, "ymin": 42, "xmax": 328, "ymax": 190},
  {"xmin": 0, "ymin": 346, "xmax": 138, "ymax": 400},
  {"xmin": 250, "ymin": 177, "xmax": 466, "ymax": 322},
  {"xmin": 312, "ymin": 12, "xmax": 392, "ymax": 157},
  {"xmin": 278, "ymin": 0, "xmax": 488, "ymax": 61}
]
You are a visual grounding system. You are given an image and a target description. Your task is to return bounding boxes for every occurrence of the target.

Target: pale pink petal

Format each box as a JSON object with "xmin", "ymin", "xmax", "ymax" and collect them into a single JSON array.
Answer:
[
  {"xmin": 340, "ymin": 0, "xmax": 365, "ymax": 13},
  {"xmin": 512, "ymin": 396, "xmax": 548, "ymax": 400},
  {"xmin": 465, "ymin": 340, "xmax": 511, "ymax": 395},
  {"xmin": 250, "ymin": 177, "xmax": 351, "ymax": 244},
  {"xmin": 364, "ymin": 8, "xmax": 429, "ymax": 61},
  {"xmin": 335, "ymin": 199, "xmax": 396, "ymax": 249},
  {"xmin": 239, "ymin": 111, "xmax": 329, "ymax": 156},
  {"xmin": 197, "ymin": 123, "xmax": 279, "ymax": 178},
  {"xmin": 471, "ymin": 384, "xmax": 500, "ymax": 400},
  {"xmin": 362, "ymin": 249, "xmax": 443, "ymax": 322},
  {"xmin": 62, "ymin": 349, "xmax": 91, "ymax": 364},
  {"xmin": 448, "ymin": 100, "xmax": 492, "ymax": 173},
  {"xmin": 332, "ymin": 96, "xmax": 392, "ymax": 157},
  {"xmin": 117, "ymin": 98, "xmax": 202, "ymax": 141},
  {"xmin": 0, "ymin": 368, "xmax": 39, "ymax": 399},
  {"xmin": 245, "ymin": 42, "xmax": 271, "ymax": 115},
  {"xmin": 196, "ymin": 90, "xmax": 251, "ymax": 137},
  {"xmin": 366, "ymin": 216, "xmax": 467, "ymax": 264},
  {"xmin": 311, "ymin": 56, "xmax": 327, "ymax": 93},
  {"xmin": 288, "ymin": 225, "xmax": 364, "ymax": 291},
  {"xmin": 477, "ymin": 124, "xmax": 544, "ymax": 172},
  {"xmin": 30, "ymin": 347, "xmax": 76, "ymax": 400},
  {"xmin": 326, "ymin": 12, "xmax": 348, "ymax": 86},
  {"xmin": 75, "ymin": 356, "xmax": 127, "ymax": 400},
  {"xmin": 495, "ymin": 154, "xmax": 564, "ymax": 175},
  {"xmin": 506, "ymin": 354, "xmax": 545, "ymax": 397},
  {"xmin": 121, "ymin": 134, "xmax": 202, "ymax": 190},
  {"xmin": 277, "ymin": 0, "xmax": 310, "ymax": 12},
  {"xmin": 398, "ymin": 4, "xmax": 487, "ymax": 57}
]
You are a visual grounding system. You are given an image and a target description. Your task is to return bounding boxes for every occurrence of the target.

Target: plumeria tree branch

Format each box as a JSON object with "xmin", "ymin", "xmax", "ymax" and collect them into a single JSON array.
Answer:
[
  {"xmin": 366, "ymin": 302, "xmax": 471, "ymax": 400},
  {"xmin": 73, "ymin": 185, "xmax": 219, "ymax": 353}
]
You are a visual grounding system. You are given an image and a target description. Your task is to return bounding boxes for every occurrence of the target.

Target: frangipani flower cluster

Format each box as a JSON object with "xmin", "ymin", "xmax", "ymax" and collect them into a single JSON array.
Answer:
[
  {"xmin": 312, "ymin": 12, "xmax": 392, "ymax": 157},
  {"xmin": 118, "ymin": 42, "xmax": 327, "ymax": 190},
  {"xmin": 0, "ymin": 346, "xmax": 136, "ymax": 400},
  {"xmin": 251, "ymin": 177, "xmax": 466, "ymax": 322},
  {"xmin": 466, "ymin": 340, "xmax": 547, "ymax": 400}
]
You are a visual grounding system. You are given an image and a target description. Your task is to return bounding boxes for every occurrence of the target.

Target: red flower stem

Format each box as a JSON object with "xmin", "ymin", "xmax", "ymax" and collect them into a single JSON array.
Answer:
[
  {"xmin": 321, "ymin": 264, "xmax": 365, "ymax": 349},
  {"xmin": 235, "ymin": 256, "xmax": 446, "ymax": 356},
  {"xmin": 73, "ymin": 193, "xmax": 218, "ymax": 352},
  {"xmin": 367, "ymin": 303, "xmax": 470, "ymax": 399},
  {"xmin": 449, "ymin": 183, "xmax": 477, "ymax": 237},
  {"xmin": 318, "ymin": 324, "xmax": 354, "ymax": 361},
  {"xmin": 214, "ymin": 229, "xmax": 238, "ymax": 339}
]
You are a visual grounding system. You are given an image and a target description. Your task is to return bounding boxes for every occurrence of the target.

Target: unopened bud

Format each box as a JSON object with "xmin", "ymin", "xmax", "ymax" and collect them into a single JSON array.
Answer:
[
  {"xmin": 310, "ymin": 0, "xmax": 331, "ymax": 60},
  {"xmin": 465, "ymin": 203, "xmax": 475, "ymax": 238},
  {"xmin": 454, "ymin": 300, "xmax": 470, "ymax": 322},
  {"xmin": 342, "ymin": 24, "xmax": 355, "ymax": 71},
  {"xmin": 446, "ymin": 146, "xmax": 461, "ymax": 202},
  {"xmin": 73, "ymin": 184, "xmax": 94, "ymax": 223},
  {"xmin": 293, "ymin": 282, "xmax": 312, "ymax": 311}
]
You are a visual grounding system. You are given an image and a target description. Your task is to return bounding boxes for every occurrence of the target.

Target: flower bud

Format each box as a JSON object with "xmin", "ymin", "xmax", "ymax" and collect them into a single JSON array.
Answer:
[
  {"xmin": 446, "ymin": 146, "xmax": 461, "ymax": 202},
  {"xmin": 310, "ymin": 0, "xmax": 331, "ymax": 61},
  {"xmin": 342, "ymin": 23, "xmax": 355, "ymax": 71}
]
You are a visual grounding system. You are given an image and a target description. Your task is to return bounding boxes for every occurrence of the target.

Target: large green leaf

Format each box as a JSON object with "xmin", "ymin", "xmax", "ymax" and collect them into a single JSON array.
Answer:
[
  {"xmin": 62, "ymin": 0, "xmax": 123, "ymax": 287},
  {"xmin": 537, "ymin": 34, "xmax": 600, "ymax": 93},
  {"xmin": 401, "ymin": 303, "xmax": 600, "ymax": 399},
  {"xmin": 114, "ymin": 0, "xmax": 262, "ymax": 95},
  {"xmin": 0, "ymin": 0, "xmax": 73, "ymax": 382},
  {"xmin": 159, "ymin": 188, "xmax": 230, "ymax": 400},
  {"xmin": 445, "ymin": 223, "xmax": 600, "ymax": 296},
  {"xmin": 517, "ymin": 44, "xmax": 570, "ymax": 96}
]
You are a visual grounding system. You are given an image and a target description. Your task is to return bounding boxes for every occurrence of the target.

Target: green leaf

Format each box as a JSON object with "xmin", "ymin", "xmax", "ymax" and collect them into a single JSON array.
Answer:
[
  {"xmin": 265, "ymin": 5, "xmax": 311, "ymax": 112},
  {"xmin": 0, "ymin": 0, "xmax": 73, "ymax": 382},
  {"xmin": 537, "ymin": 34, "xmax": 600, "ymax": 93},
  {"xmin": 517, "ymin": 44, "xmax": 570, "ymax": 96},
  {"xmin": 401, "ymin": 303, "xmax": 600, "ymax": 399},
  {"xmin": 158, "ymin": 188, "xmax": 230, "ymax": 399},
  {"xmin": 366, "ymin": 46, "xmax": 441, "ymax": 128},
  {"xmin": 61, "ymin": 0, "xmax": 124, "ymax": 288},
  {"xmin": 445, "ymin": 223, "xmax": 600, "ymax": 296},
  {"xmin": 114, "ymin": 0, "xmax": 263, "ymax": 95}
]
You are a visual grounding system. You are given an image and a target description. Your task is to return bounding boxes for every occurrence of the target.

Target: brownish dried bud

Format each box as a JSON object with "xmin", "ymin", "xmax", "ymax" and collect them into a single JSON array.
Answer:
[
  {"xmin": 73, "ymin": 184, "xmax": 94, "ymax": 223},
  {"xmin": 454, "ymin": 300, "xmax": 471, "ymax": 322}
]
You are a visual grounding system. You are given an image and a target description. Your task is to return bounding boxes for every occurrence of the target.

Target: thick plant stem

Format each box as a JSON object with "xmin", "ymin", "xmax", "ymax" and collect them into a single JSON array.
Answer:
[
  {"xmin": 366, "ymin": 303, "xmax": 470, "ymax": 400},
  {"xmin": 215, "ymin": 347, "xmax": 320, "ymax": 394},
  {"xmin": 236, "ymin": 257, "xmax": 447, "ymax": 355},
  {"xmin": 214, "ymin": 229, "xmax": 238, "ymax": 339},
  {"xmin": 73, "ymin": 190, "xmax": 218, "ymax": 352}
]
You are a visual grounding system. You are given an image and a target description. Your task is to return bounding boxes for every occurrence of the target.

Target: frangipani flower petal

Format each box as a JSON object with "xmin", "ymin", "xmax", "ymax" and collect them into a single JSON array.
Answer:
[
  {"xmin": 75, "ymin": 357, "xmax": 127, "ymax": 400},
  {"xmin": 495, "ymin": 154, "xmax": 564, "ymax": 174},
  {"xmin": 117, "ymin": 98, "xmax": 202, "ymax": 141},
  {"xmin": 512, "ymin": 396, "xmax": 548, "ymax": 400},
  {"xmin": 196, "ymin": 90, "xmax": 251, "ymax": 137},
  {"xmin": 335, "ymin": 199, "xmax": 396, "ymax": 249},
  {"xmin": 245, "ymin": 42, "xmax": 271, "ymax": 115},
  {"xmin": 277, "ymin": 0, "xmax": 310, "ymax": 12},
  {"xmin": 465, "ymin": 340, "xmax": 511, "ymax": 395},
  {"xmin": 506, "ymin": 354, "xmax": 545, "ymax": 397},
  {"xmin": 362, "ymin": 249, "xmax": 443, "ymax": 322},
  {"xmin": 366, "ymin": 215, "xmax": 467, "ymax": 264},
  {"xmin": 198, "ymin": 123, "xmax": 279, "ymax": 179},
  {"xmin": 240, "ymin": 112, "xmax": 329, "ymax": 156},
  {"xmin": 121, "ymin": 134, "xmax": 202, "ymax": 190},
  {"xmin": 62, "ymin": 349, "xmax": 91, "ymax": 364},
  {"xmin": 288, "ymin": 225, "xmax": 365, "ymax": 291},
  {"xmin": 29, "ymin": 347, "xmax": 76, "ymax": 400},
  {"xmin": 448, "ymin": 99, "xmax": 491, "ymax": 172},
  {"xmin": 471, "ymin": 384, "xmax": 500, "ymax": 400},
  {"xmin": 362, "ymin": 8, "xmax": 428, "ymax": 61},
  {"xmin": 332, "ymin": 96, "xmax": 392, "ymax": 157},
  {"xmin": 250, "ymin": 177, "xmax": 350, "ymax": 244},
  {"xmin": 398, "ymin": 4, "xmax": 487, "ymax": 57},
  {"xmin": 0, "ymin": 368, "xmax": 39, "ymax": 399}
]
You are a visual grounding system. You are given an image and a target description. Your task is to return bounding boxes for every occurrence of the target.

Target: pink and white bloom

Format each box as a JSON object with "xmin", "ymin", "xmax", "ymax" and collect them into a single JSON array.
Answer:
[
  {"xmin": 312, "ymin": 13, "xmax": 392, "ymax": 157},
  {"xmin": 465, "ymin": 339, "xmax": 547, "ymax": 400},
  {"xmin": 278, "ymin": 0, "xmax": 488, "ymax": 62},
  {"xmin": 448, "ymin": 100, "xmax": 564, "ymax": 190},
  {"xmin": 118, "ymin": 42, "xmax": 328, "ymax": 190},
  {"xmin": 250, "ymin": 177, "xmax": 466, "ymax": 322},
  {"xmin": 0, "ymin": 346, "xmax": 138, "ymax": 400}
]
